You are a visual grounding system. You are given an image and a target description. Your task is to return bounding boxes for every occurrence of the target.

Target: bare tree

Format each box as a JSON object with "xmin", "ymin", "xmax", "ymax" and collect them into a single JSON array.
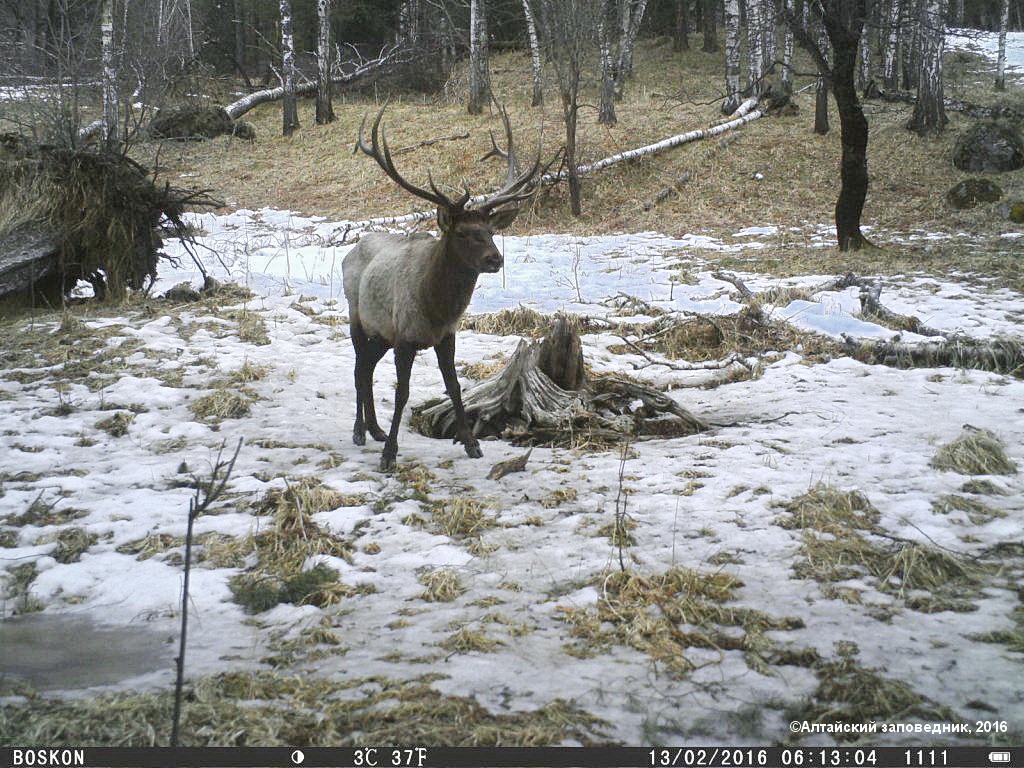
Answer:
[
  {"xmin": 537, "ymin": 0, "xmax": 601, "ymax": 216},
  {"xmin": 674, "ymin": 0, "xmax": 689, "ymax": 51},
  {"xmin": 747, "ymin": 0, "xmax": 765, "ymax": 97},
  {"xmin": 702, "ymin": 0, "xmax": 718, "ymax": 52},
  {"xmin": 468, "ymin": 0, "xmax": 493, "ymax": 114},
  {"xmin": 723, "ymin": 0, "xmax": 741, "ymax": 112},
  {"xmin": 882, "ymin": 0, "xmax": 901, "ymax": 90},
  {"xmin": 996, "ymin": 0, "xmax": 1010, "ymax": 91},
  {"xmin": 906, "ymin": 0, "xmax": 946, "ymax": 133},
  {"xmin": 279, "ymin": 0, "xmax": 299, "ymax": 136},
  {"xmin": 101, "ymin": 0, "xmax": 119, "ymax": 147},
  {"xmin": 521, "ymin": 0, "xmax": 544, "ymax": 105},
  {"xmin": 786, "ymin": 0, "xmax": 877, "ymax": 251},
  {"xmin": 315, "ymin": 0, "xmax": 335, "ymax": 124},
  {"xmin": 599, "ymin": 0, "xmax": 619, "ymax": 124}
]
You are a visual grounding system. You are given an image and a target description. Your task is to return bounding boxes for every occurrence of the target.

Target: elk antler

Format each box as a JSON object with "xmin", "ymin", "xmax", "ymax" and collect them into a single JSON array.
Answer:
[
  {"xmin": 354, "ymin": 105, "xmax": 470, "ymax": 213},
  {"xmin": 477, "ymin": 101, "xmax": 543, "ymax": 215}
]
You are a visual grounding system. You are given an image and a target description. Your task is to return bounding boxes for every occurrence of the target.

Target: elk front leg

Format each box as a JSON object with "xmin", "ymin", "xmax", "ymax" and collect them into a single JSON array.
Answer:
[
  {"xmin": 435, "ymin": 334, "xmax": 482, "ymax": 459},
  {"xmin": 381, "ymin": 343, "xmax": 417, "ymax": 472}
]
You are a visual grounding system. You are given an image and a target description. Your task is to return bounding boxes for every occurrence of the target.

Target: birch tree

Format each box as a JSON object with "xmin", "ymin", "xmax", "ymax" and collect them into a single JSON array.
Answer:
[
  {"xmin": 315, "ymin": 0, "xmax": 334, "ymax": 125},
  {"xmin": 995, "ymin": 0, "xmax": 1010, "ymax": 91},
  {"xmin": 521, "ymin": 0, "xmax": 544, "ymax": 105},
  {"xmin": 723, "ymin": 0, "xmax": 741, "ymax": 113},
  {"xmin": 882, "ymin": 0, "xmax": 901, "ymax": 90},
  {"xmin": 814, "ymin": 20, "xmax": 830, "ymax": 134},
  {"xmin": 857, "ymin": 21, "xmax": 870, "ymax": 91},
  {"xmin": 599, "ymin": 0, "xmax": 618, "ymax": 124},
  {"xmin": 279, "ymin": 0, "xmax": 299, "ymax": 136},
  {"xmin": 615, "ymin": 0, "xmax": 649, "ymax": 93},
  {"xmin": 906, "ymin": 0, "xmax": 946, "ymax": 134},
  {"xmin": 468, "ymin": 0, "xmax": 492, "ymax": 114},
  {"xmin": 101, "ymin": 0, "xmax": 119, "ymax": 147},
  {"xmin": 782, "ymin": 0, "xmax": 794, "ymax": 91},
  {"xmin": 746, "ymin": 0, "xmax": 765, "ymax": 97}
]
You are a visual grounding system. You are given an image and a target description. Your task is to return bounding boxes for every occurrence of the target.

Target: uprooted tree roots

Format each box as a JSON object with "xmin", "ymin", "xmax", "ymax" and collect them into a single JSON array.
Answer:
[
  {"xmin": 0, "ymin": 137, "xmax": 218, "ymax": 308},
  {"xmin": 411, "ymin": 318, "xmax": 707, "ymax": 448}
]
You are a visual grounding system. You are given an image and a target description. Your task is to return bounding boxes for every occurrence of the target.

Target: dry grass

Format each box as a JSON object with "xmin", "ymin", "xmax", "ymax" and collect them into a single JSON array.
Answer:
[
  {"xmin": 418, "ymin": 567, "xmax": 466, "ymax": 602},
  {"xmin": 557, "ymin": 566, "xmax": 804, "ymax": 676},
  {"xmin": 931, "ymin": 428, "xmax": 1018, "ymax": 476},
  {"xmin": 781, "ymin": 484, "xmax": 984, "ymax": 611},
  {"xmin": 0, "ymin": 671, "xmax": 606, "ymax": 746},
  {"xmin": 131, "ymin": 42, "xmax": 1023, "ymax": 246},
  {"xmin": 786, "ymin": 648, "xmax": 955, "ymax": 743},
  {"xmin": 429, "ymin": 497, "xmax": 496, "ymax": 539},
  {"xmin": 189, "ymin": 388, "xmax": 257, "ymax": 422}
]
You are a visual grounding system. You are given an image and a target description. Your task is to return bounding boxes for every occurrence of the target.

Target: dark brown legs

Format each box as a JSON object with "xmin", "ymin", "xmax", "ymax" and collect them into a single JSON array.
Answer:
[
  {"xmin": 380, "ymin": 343, "xmax": 417, "ymax": 472},
  {"xmin": 351, "ymin": 323, "xmax": 388, "ymax": 446},
  {"xmin": 435, "ymin": 334, "xmax": 482, "ymax": 459}
]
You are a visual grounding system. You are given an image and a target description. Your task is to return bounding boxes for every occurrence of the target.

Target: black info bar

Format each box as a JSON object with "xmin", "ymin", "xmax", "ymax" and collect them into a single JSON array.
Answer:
[{"xmin": 2, "ymin": 747, "xmax": 1022, "ymax": 768}]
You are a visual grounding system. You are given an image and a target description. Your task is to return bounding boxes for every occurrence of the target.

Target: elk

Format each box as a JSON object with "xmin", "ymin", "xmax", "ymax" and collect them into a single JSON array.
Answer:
[{"xmin": 343, "ymin": 105, "xmax": 542, "ymax": 472}]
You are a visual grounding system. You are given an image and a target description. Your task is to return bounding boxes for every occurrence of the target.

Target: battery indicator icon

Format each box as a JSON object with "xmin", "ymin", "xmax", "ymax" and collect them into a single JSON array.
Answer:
[{"xmin": 989, "ymin": 752, "xmax": 1011, "ymax": 764}]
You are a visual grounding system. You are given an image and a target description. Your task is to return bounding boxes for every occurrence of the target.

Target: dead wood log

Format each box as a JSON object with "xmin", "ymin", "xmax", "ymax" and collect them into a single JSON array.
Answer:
[
  {"xmin": 844, "ymin": 338, "xmax": 1024, "ymax": 375},
  {"xmin": 410, "ymin": 319, "xmax": 706, "ymax": 446}
]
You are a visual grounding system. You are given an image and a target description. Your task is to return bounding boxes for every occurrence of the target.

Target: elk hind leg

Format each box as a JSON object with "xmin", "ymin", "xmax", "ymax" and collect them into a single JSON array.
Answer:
[{"xmin": 381, "ymin": 343, "xmax": 416, "ymax": 472}]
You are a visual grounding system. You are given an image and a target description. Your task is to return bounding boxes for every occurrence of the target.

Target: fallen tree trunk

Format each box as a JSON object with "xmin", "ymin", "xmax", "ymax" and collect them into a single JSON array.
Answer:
[
  {"xmin": 225, "ymin": 45, "xmax": 405, "ymax": 120},
  {"xmin": 411, "ymin": 318, "xmax": 706, "ymax": 447},
  {"xmin": 845, "ymin": 338, "xmax": 1024, "ymax": 375}
]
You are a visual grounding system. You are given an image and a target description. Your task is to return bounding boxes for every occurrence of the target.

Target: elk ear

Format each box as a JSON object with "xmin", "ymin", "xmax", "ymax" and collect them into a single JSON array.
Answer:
[
  {"xmin": 437, "ymin": 206, "xmax": 452, "ymax": 233},
  {"xmin": 488, "ymin": 206, "xmax": 519, "ymax": 231}
]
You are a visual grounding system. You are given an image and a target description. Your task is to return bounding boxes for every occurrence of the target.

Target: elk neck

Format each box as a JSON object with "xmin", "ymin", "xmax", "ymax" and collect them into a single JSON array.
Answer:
[{"xmin": 421, "ymin": 231, "xmax": 483, "ymax": 330}]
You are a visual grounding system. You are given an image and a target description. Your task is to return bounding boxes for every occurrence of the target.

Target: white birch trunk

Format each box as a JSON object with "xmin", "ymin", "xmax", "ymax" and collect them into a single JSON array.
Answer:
[
  {"xmin": 883, "ymin": 0, "xmax": 901, "ymax": 90},
  {"xmin": 781, "ymin": 0, "xmax": 794, "ymax": 90},
  {"xmin": 857, "ymin": 21, "xmax": 871, "ymax": 91},
  {"xmin": 723, "ymin": 0, "xmax": 742, "ymax": 112},
  {"xmin": 279, "ymin": 0, "xmax": 299, "ymax": 136},
  {"xmin": 468, "ymin": 0, "xmax": 492, "ymax": 114},
  {"xmin": 995, "ymin": 0, "xmax": 1009, "ymax": 91},
  {"xmin": 598, "ymin": 3, "xmax": 617, "ymax": 125},
  {"xmin": 814, "ymin": 21, "xmax": 829, "ymax": 134},
  {"xmin": 617, "ymin": 0, "xmax": 649, "ymax": 85},
  {"xmin": 746, "ymin": 0, "xmax": 764, "ymax": 97},
  {"xmin": 908, "ymin": 0, "xmax": 947, "ymax": 133},
  {"xmin": 101, "ymin": 0, "xmax": 118, "ymax": 147},
  {"xmin": 761, "ymin": 0, "xmax": 775, "ymax": 78},
  {"xmin": 315, "ymin": 0, "xmax": 334, "ymax": 124},
  {"xmin": 521, "ymin": 0, "xmax": 544, "ymax": 106}
]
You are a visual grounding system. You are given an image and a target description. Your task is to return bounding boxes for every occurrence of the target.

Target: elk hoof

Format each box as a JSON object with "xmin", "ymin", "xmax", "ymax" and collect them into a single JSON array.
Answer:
[
  {"xmin": 465, "ymin": 443, "xmax": 483, "ymax": 459},
  {"xmin": 369, "ymin": 426, "xmax": 387, "ymax": 442},
  {"xmin": 353, "ymin": 431, "xmax": 366, "ymax": 446},
  {"xmin": 379, "ymin": 452, "xmax": 397, "ymax": 473}
]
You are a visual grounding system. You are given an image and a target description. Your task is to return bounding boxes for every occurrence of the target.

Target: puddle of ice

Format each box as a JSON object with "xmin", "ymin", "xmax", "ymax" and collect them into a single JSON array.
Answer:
[{"xmin": 0, "ymin": 614, "xmax": 173, "ymax": 691}]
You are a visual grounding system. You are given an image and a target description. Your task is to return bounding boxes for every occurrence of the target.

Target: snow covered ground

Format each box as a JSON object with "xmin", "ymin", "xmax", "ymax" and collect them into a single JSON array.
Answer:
[
  {"xmin": 947, "ymin": 27, "xmax": 1024, "ymax": 74},
  {"xmin": 1, "ymin": 209, "xmax": 1022, "ymax": 746}
]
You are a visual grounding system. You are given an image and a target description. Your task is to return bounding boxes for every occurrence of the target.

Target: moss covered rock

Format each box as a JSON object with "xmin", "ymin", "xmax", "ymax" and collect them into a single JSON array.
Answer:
[
  {"xmin": 953, "ymin": 122, "xmax": 1024, "ymax": 173},
  {"xmin": 1009, "ymin": 201, "xmax": 1024, "ymax": 224},
  {"xmin": 946, "ymin": 178, "xmax": 1003, "ymax": 209}
]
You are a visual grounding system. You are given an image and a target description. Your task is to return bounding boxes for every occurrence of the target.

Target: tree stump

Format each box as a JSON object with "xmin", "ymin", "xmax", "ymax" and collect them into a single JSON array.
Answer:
[{"xmin": 411, "ymin": 318, "xmax": 706, "ymax": 447}]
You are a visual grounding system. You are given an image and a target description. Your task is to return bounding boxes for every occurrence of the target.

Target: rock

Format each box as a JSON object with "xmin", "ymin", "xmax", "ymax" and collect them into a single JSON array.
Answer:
[
  {"xmin": 1009, "ymin": 201, "xmax": 1024, "ymax": 224},
  {"xmin": 946, "ymin": 178, "xmax": 1003, "ymax": 209},
  {"xmin": 149, "ymin": 105, "xmax": 235, "ymax": 140},
  {"xmin": 953, "ymin": 122, "xmax": 1024, "ymax": 173},
  {"xmin": 164, "ymin": 282, "xmax": 201, "ymax": 302},
  {"xmin": 232, "ymin": 121, "xmax": 256, "ymax": 141}
]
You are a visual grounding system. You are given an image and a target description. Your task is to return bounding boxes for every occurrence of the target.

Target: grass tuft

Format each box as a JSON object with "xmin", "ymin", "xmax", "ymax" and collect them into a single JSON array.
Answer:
[
  {"xmin": 931, "ymin": 428, "xmax": 1017, "ymax": 476},
  {"xmin": 418, "ymin": 568, "xmax": 466, "ymax": 602}
]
